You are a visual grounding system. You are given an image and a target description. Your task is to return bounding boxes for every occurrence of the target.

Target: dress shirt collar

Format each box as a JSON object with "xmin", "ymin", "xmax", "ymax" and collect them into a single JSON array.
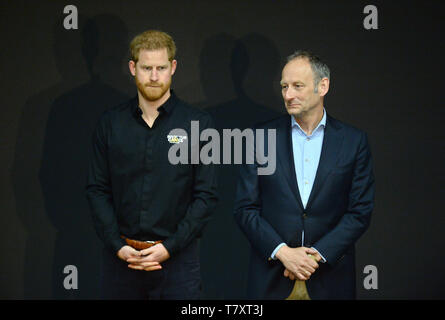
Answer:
[{"xmin": 291, "ymin": 107, "xmax": 327, "ymax": 136}]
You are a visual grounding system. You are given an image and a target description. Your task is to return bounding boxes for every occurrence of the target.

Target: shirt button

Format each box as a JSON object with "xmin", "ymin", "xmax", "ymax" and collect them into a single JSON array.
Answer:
[
  {"xmin": 305, "ymin": 158, "xmax": 309, "ymax": 162},
  {"xmin": 306, "ymin": 137, "xmax": 310, "ymax": 141},
  {"xmin": 304, "ymin": 180, "xmax": 309, "ymax": 185}
]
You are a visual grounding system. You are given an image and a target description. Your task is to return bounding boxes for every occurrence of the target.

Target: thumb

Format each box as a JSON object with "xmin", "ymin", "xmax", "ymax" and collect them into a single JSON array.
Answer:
[
  {"xmin": 140, "ymin": 247, "xmax": 154, "ymax": 256},
  {"xmin": 127, "ymin": 246, "xmax": 141, "ymax": 257}
]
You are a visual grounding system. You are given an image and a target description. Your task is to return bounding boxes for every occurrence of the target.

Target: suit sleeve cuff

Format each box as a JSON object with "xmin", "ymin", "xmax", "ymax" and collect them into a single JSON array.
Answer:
[{"xmin": 271, "ymin": 243, "xmax": 287, "ymax": 260}]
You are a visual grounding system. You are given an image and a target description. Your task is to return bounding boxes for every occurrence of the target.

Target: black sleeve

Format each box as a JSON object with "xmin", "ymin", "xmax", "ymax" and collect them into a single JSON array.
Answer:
[{"xmin": 85, "ymin": 113, "xmax": 126, "ymax": 253}]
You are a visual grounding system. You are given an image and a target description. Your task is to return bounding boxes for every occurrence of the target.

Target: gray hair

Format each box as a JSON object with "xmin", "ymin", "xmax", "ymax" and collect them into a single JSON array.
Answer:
[{"xmin": 286, "ymin": 50, "xmax": 330, "ymax": 92}]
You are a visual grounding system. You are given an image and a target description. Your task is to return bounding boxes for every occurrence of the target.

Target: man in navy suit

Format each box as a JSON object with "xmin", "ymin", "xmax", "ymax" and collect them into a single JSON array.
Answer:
[{"xmin": 234, "ymin": 50, "xmax": 375, "ymax": 299}]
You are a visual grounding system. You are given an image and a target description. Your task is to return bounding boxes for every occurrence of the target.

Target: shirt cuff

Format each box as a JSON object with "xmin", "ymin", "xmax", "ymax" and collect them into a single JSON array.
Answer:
[
  {"xmin": 311, "ymin": 247, "xmax": 327, "ymax": 263},
  {"xmin": 271, "ymin": 243, "xmax": 287, "ymax": 260}
]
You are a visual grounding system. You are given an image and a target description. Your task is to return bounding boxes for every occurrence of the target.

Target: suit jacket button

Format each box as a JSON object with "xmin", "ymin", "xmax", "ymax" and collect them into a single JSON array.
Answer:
[{"xmin": 302, "ymin": 213, "xmax": 308, "ymax": 219}]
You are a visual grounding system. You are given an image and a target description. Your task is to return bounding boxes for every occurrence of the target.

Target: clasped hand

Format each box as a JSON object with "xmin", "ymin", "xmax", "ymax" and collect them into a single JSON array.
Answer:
[
  {"xmin": 276, "ymin": 246, "xmax": 321, "ymax": 281},
  {"xmin": 117, "ymin": 243, "xmax": 170, "ymax": 271}
]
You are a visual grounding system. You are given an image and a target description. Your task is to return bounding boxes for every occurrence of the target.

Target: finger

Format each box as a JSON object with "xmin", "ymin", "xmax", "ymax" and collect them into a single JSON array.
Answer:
[
  {"xmin": 297, "ymin": 273, "xmax": 308, "ymax": 281},
  {"xmin": 300, "ymin": 268, "xmax": 311, "ymax": 277},
  {"xmin": 308, "ymin": 252, "xmax": 322, "ymax": 262},
  {"xmin": 299, "ymin": 267, "xmax": 314, "ymax": 279},
  {"xmin": 306, "ymin": 257, "xmax": 319, "ymax": 269},
  {"xmin": 310, "ymin": 258, "xmax": 320, "ymax": 268},
  {"xmin": 304, "ymin": 247, "xmax": 318, "ymax": 255},
  {"xmin": 289, "ymin": 273, "xmax": 296, "ymax": 281},
  {"xmin": 128, "ymin": 262, "xmax": 161, "ymax": 270},
  {"xmin": 126, "ymin": 256, "xmax": 142, "ymax": 262},
  {"xmin": 302, "ymin": 265, "xmax": 316, "ymax": 274},
  {"xmin": 140, "ymin": 261, "xmax": 161, "ymax": 268},
  {"xmin": 127, "ymin": 264, "xmax": 144, "ymax": 270},
  {"xmin": 284, "ymin": 269, "xmax": 289, "ymax": 277},
  {"xmin": 127, "ymin": 248, "xmax": 142, "ymax": 257},
  {"xmin": 126, "ymin": 256, "xmax": 151, "ymax": 264},
  {"xmin": 140, "ymin": 247, "xmax": 155, "ymax": 256},
  {"xmin": 307, "ymin": 253, "xmax": 318, "ymax": 262},
  {"xmin": 127, "ymin": 259, "xmax": 158, "ymax": 266},
  {"xmin": 126, "ymin": 255, "xmax": 156, "ymax": 264},
  {"xmin": 143, "ymin": 265, "xmax": 162, "ymax": 272},
  {"xmin": 307, "ymin": 263, "xmax": 317, "ymax": 272}
]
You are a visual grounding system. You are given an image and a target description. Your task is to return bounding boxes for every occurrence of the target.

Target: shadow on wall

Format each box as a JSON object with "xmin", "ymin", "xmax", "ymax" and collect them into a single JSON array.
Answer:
[
  {"xmin": 198, "ymin": 32, "xmax": 283, "ymax": 299},
  {"xmin": 11, "ymin": 14, "xmax": 130, "ymax": 299}
]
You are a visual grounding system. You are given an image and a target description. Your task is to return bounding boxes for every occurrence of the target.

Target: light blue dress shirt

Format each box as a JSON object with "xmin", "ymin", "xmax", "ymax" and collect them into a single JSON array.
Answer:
[{"xmin": 271, "ymin": 109, "xmax": 327, "ymax": 262}]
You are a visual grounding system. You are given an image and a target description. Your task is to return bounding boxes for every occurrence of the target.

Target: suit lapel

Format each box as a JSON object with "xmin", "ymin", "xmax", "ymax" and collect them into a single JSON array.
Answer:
[
  {"xmin": 305, "ymin": 115, "xmax": 344, "ymax": 211},
  {"xmin": 277, "ymin": 115, "xmax": 304, "ymax": 210}
]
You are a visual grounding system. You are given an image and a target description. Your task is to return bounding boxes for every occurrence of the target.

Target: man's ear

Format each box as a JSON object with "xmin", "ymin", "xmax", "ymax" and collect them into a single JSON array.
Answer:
[
  {"xmin": 170, "ymin": 59, "xmax": 177, "ymax": 76},
  {"xmin": 129, "ymin": 60, "xmax": 136, "ymax": 76},
  {"xmin": 318, "ymin": 77, "xmax": 330, "ymax": 97}
]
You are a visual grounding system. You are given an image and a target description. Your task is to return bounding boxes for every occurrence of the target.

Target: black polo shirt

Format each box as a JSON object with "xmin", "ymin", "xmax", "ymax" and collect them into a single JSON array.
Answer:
[{"xmin": 86, "ymin": 92, "xmax": 218, "ymax": 255}]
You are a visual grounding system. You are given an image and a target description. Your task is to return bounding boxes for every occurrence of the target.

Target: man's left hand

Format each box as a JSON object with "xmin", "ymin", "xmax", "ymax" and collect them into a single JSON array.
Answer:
[{"xmin": 284, "ymin": 252, "xmax": 322, "ymax": 280}]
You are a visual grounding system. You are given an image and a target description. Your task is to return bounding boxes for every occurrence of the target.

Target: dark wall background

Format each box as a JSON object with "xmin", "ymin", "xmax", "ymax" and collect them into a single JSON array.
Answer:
[{"xmin": 1, "ymin": 0, "xmax": 444, "ymax": 299}]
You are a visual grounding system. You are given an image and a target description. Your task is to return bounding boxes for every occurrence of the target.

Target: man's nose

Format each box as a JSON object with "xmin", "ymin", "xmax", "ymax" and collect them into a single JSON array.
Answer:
[
  {"xmin": 284, "ymin": 87, "xmax": 295, "ymax": 101},
  {"xmin": 150, "ymin": 69, "xmax": 159, "ymax": 81}
]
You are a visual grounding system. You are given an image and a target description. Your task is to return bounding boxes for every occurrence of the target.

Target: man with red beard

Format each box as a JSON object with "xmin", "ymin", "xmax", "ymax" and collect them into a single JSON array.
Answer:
[{"xmin": 86, "ymin": 30, "xmax": 218, "ymax": 299}]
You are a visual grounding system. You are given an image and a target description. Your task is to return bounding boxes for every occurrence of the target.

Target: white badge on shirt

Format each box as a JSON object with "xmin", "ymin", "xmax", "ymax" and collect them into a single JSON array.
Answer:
[{"xmin": 167, "ymin": 135, "xmax": 187, "ymax": 144}]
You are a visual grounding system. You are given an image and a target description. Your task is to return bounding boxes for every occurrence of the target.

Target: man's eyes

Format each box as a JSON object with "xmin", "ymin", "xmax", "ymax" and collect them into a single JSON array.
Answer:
[
  {"xmin": 143, "ymin": 66, "xmax": 167, "ymax": 70},
  {"xmin": 281, "ymin": 84, "xmax": 303, "ymax": 89}
]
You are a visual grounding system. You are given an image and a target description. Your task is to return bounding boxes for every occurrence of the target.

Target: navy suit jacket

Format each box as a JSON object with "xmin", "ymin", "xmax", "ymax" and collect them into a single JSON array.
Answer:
[{"xmin": 234, "ymin": 113, "xmax": 375, "ymax": 300}]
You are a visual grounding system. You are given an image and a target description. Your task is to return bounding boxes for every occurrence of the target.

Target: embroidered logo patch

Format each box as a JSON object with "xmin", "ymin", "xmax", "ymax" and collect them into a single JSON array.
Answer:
[{"xmin": 167, "ymin": 135, "xmax": 187, "ymax": 144}]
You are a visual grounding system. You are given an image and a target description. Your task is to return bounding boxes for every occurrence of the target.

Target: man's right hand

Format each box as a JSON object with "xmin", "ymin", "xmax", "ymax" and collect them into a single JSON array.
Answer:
[
  {"xmin": 275, "ymin": 245, "xmax": 319, "ymax": 281},
  {"xmin": 117, "ymin": 245, "xmax": 161, "ymax": 271}
]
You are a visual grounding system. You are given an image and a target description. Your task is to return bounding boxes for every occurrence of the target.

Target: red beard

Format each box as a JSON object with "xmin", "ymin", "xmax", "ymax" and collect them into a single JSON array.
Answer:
[{"xmin": 135, "ymin": 76, "xmax": 171, "ymax": 102}]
